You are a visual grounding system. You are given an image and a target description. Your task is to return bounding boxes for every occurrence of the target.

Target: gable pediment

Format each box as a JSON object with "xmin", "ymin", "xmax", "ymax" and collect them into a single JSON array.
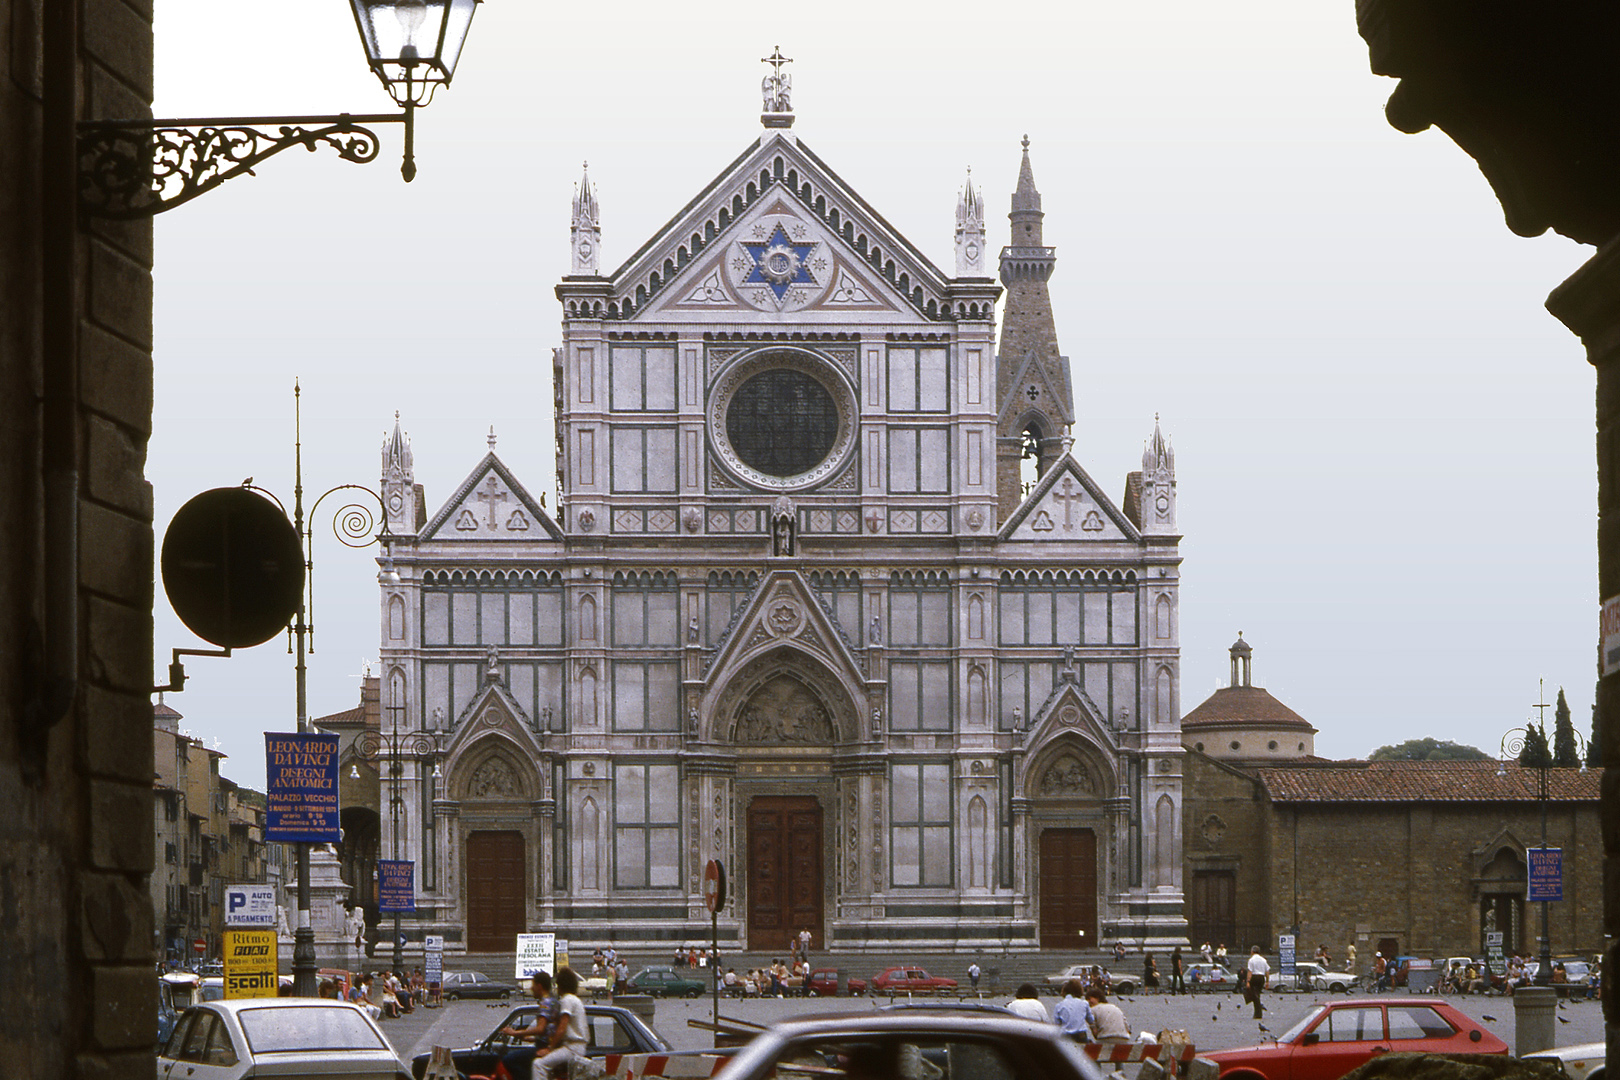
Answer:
[
  {"xmin": 1028, "ymin": 676, "xmax": 1116, "ymax": 752},
  {"xmin": 442, "ymin": 674, "xmax": 546, "ymax": 764},
  {"xmin": 1000, "ymin": 455, "xmax": 1141, "ymax": 543},
  {"xmin": 420, "ymin": 453, "xmax": 562, "ymax": 542},
  {"xmin": 585, "ymin": 133, "xmax": 975, "ymax": 324},
  {"xmin": 701, "ymin": 569, "xmax": 865, "ymax": 693}
]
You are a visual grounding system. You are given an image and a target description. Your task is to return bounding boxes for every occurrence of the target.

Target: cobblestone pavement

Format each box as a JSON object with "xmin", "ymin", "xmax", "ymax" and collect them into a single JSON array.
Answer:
[{"xmin": 377, "ymin": 988, "xmax": 1607, "ymax": 1063}]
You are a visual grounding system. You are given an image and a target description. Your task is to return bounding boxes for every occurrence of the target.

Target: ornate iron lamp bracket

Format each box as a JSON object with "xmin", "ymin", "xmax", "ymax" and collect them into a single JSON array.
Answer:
[{"xmin": 77, "ymin": 112, "xmax": 408, "ymax": 219}]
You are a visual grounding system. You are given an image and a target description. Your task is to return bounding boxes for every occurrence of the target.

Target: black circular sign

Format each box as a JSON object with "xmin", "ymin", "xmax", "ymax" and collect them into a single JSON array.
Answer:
[
  {"xmin": 725, "ymin": 368, "xmax": 839, "ymax": 478},
  {"xmin": 162, "ymin": 487, "xmax": 304, "ymax": 648}
]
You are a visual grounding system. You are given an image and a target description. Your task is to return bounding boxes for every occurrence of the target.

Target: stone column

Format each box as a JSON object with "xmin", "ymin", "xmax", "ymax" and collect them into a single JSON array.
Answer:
[{"xmin": 1545, "ymin": 239, "xmax": 1620, "ymax": 1065}]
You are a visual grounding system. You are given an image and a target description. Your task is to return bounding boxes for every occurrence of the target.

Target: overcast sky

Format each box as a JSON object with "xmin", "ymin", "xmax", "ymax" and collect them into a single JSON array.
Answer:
[{"xmin": 151, "ymin": 0, "xmax": 1597, "ymax": 790}]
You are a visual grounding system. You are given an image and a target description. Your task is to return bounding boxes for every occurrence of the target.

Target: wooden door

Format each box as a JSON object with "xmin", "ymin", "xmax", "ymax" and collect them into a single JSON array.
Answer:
[
  {"xmin": 747, "ymin": 797, "xmax": 822, "ymax": 951},
  {"xmin": 1189, "ymin": 869, "xmax": 1236, "ymax": 950},
  {"xmin": 466, "ymin": 830, "xmax": 526, "ymax": 952},
  {"xmin": 1039, "ymin": 828, "xmax": 1097, "ymax": 951}
]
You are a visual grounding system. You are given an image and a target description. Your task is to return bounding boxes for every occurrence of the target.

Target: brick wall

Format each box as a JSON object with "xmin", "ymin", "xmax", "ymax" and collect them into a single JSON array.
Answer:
[{"xmin": 1, "ymin": 0, "xmax": 155, "ymax": 1076}]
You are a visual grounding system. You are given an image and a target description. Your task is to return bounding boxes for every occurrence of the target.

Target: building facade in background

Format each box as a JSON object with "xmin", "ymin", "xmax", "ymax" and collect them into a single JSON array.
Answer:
[{"xmin": 373, "ymin": 91, "xmax": 1187, "ymax": 955}]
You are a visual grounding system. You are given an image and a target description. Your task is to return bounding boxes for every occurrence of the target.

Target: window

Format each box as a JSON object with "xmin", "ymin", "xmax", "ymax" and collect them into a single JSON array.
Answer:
[
  {"xmin": 889, "ymin": 572, "xmax": 951, "ymax": 646},
  {"xmin": 614, "ymin": 764, "xmax": 680, "ymax": 888},
  {"xmin": 1320, "ymin": 1007, "xmax": 1382, "ymax": 1042},
  {"xmin": 998, "ymin": 661, "xmax": 1053, "ymax": 732},
  {"xmin": 726, "ymin": 368, "xmax": 840, "ymax": 477},
  {"xmin": 891, "ymin": 763, "xmax": 952, "ymax": 887},
  {"xmin": 611, "ymin": 427, "xmax": 678, "ymax": 493},
  {"xmin": 887, "ymin": 427, "xmax": 950, "ymax": 493},
  {"xmin": 705, "ymin": 571, "xmax": 758, "ymax": 647},
  {"xmin": 809, "ymin": 571, "xmax": 861, "ymax": 641},
  {"xmin": 887, "ymin": 346, "xmax": 949, "ymax": 412},
  {"xmin": 889, "ymin": 662, "xmax": 952, "ymax": 732},
  {"xmin": 1387, "ymin": 1007, "xmax": 1455, "ymax": 1040},
  {"xmin": 422, "ymin": 572, "xmax": 564, "ymax": 648},
  {"xmin": 612, "ymin": 662, "xmax": 679, "ymax": 732},
  {"xmin": 610, "ymin": 345, "xmax": 676, "ymax": 411}
]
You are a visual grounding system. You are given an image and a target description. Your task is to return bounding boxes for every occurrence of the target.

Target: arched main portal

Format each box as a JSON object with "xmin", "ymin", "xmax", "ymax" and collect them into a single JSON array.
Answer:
[{"xmin": 1027, "ymin": 741, "xmax": 1114, "ymax": 952}]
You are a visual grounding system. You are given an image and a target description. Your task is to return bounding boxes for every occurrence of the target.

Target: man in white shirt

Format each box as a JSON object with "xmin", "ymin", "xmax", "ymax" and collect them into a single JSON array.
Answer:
[
  {"xmin": 1244, "ymin": 946, "xmax": 1270, "ymax": 1018},
  {"xmin": 1004, "ymin": 983, "xmax": 1050, "ymax": 1023}
]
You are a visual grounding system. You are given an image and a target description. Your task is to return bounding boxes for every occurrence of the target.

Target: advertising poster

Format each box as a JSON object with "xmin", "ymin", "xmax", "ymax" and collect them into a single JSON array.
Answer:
[
  {"xmin": 514, "ymin": 933, "xmax": 556, "ymax": 980},
  {"xmin": 224, "ymin": 929, "xmax": 279, "ymax": 999},
  {"xmin": 264, "ymin": 733, "xmax": 340, "ymax": 843},
  {"xmin": 1527, "ymin": 847, "xmax": 1564, "ymax": 902},
  {"xmin": 378, "ymin": 860, "xmax": 415, "ymax": 912}
]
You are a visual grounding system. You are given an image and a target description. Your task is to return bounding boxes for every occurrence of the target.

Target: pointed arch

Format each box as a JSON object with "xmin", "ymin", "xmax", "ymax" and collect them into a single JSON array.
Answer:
[
  {"xmin": 579, "ymin": 666, "xmax": 598, "ymax": 728},
  {"xmin": 388, "ymin": 594, "xmax": 405, "ymax": 640},
  {"xmin": 579, "ymin": 796, "xmax": 601, "ymax": 891},
  {"xmin": 966, "ymin": 665, "xmax": 986, "ymax": 727},
  {"xmin": 1155, "ymin": 595, "xmax": 1172, "ymax": 639},
  {"xmin": 1154, "ymin": 794, "xmax": 1176, "ymax": 887},
  {"xmin": 1155, "ymin": 666, "xmax": 1174, "ymax": 725},
  {"xmin": 579, "ymin": 594, "xmax": 598, "ymax": 643},
  {"xmin": 967, "ymin": 594, "xmax": 985, "ymax": 640},
  {"xmin": 967, "ymin": 795, "xmax": 990, "ymax": 889}
]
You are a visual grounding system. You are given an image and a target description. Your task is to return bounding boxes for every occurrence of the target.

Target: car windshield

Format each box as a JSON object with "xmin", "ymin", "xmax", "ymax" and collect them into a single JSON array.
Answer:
[
  {"xmin": 239, "ymin": 1006, "xmax": 391, "ymax": 1053},
  {"xmin": 1276, "ymin": 1004, "xmax": 1330, "ymax": 1044}
]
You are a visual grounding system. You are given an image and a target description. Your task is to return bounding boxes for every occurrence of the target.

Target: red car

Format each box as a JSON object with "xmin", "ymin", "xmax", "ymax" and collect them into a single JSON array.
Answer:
[
  {"xmin": 1204, "ymin": 999, "xmax": 1507, "ymax": 1080},
  {"xmin": 869, "ymin": 966, "xmax": 958, "ymax": 994},
  {"xmin": 806, "ymin": 968, "xmax": 868, "ymax": 996}
]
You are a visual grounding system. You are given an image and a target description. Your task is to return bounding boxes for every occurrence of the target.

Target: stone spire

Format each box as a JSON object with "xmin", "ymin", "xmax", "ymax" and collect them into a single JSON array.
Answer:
[
  {"xmin": 570, "ymin": 162, "xmax": 600, "ymax": 275},
  {"xmin": 995, "ymin": 136, "xmax": 1072, "ymax": 524},
  {"xmin": 380, "ymin": 411, "xmax": 416, "ymax": 534},
  {"xmin": 955, "ymin": 167, "xmax": 986, "ymax": 277},
  {"xmin": 1138, "ymin": 414, "xmax": 1177, "ymax": 535}
]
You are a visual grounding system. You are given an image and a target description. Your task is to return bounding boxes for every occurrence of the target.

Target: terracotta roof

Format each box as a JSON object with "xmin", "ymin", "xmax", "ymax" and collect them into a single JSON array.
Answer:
[
  {"xmin": 312, "ymin": 704, "xmax": 365, "ymax": 728},
  {"xmin": 1181, "ymin": 685, "xmax": 1314, "ymax": 731},
  {"xmin": 1254, "ymin": 760, "xmax": 1602, "ymax": 804}
]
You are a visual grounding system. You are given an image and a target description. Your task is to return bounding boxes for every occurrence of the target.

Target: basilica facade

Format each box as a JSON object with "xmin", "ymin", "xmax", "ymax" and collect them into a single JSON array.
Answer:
[{"xmin": 371, "ymin": 84, "xmax": 1187, "ymax": 955}]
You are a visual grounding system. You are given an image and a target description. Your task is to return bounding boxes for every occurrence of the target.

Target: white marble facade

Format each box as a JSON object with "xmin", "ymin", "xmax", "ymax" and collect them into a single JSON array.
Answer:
[{"xmin": 376, "ymin": 98, "xmax": 1186, "ymax": 955}]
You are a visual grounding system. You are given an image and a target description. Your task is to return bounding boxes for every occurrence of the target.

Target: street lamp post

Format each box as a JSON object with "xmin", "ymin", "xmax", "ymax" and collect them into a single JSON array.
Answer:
[
  {"xmin": 354, "ymin": 697, "xmax": 437, "ymax": 977},
  {"xmin": 1500, "ymin": 710, "xmax": 1586, "ymax": 989},
  {"xmin": 283, "ymin": 382, "xmax": 393, "ymax": 997}
]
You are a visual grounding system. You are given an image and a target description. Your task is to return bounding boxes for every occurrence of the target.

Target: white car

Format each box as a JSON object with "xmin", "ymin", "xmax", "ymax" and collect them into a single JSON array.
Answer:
[
  {"xmin": 159, "ymin": 998, "xmax": 409, "ymax": 1080},
  {"xmin": 1289, "ymin": 961, "xmax": 1358, "ymax": 992},
  {"xmin": 1524, "ymin": 1041, "xmax": 1606, "ymax": 1080},
  {"xmin": 1044, "ymin": 964, "xmax": 1139, "ymax": 995}
]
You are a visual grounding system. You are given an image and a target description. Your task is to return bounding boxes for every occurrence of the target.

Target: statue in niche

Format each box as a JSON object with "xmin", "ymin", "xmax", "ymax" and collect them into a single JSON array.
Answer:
[
  {"xmin": 687, "ymin": 614, "xmax": 701, "ymax": 643},
  {"xmin": 868, "ymin": 615, "xmax": 882, "ymax": 645},
  {"xmin": 430, "ymin": 706, "xmax": 446, "ymax": 731},
  {"xmin": 870, "ymin": 706, "xmax": 883, "ymax": 739},
  {"xmin": 688, "ymin": 705, "xmax": 699, "ymax": 735},
  {"xmin": 1039, "ymin": 754, "xmax": 1095, "ymax": 796},
  {"xmin": 1011, "ymin": 706, "xmax": 1022, "ymax": 731},
  {"xmin": 733, "ymin": 675, "xmax": 834, "ymax": 745},
  {"xmin": 772, "ymin": 512, "xmax": 794, "ymax": 556},
  {"xmin": 470, "ymin": 758, "xmax": 517, "ymax": 798},
  {"xmin": 485, "ymin": 645, "xmax": 501, "ymax": 683}
]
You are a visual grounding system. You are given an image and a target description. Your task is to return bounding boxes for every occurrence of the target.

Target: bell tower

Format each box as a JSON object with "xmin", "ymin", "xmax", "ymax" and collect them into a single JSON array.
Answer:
[{"xmin": 996, "ymin": 136, "xmax": 1074, "ymax": 523}]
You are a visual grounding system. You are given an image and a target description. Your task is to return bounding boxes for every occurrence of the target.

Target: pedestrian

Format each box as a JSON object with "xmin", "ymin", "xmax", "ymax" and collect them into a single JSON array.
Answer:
[
  {"xmin": 532, "ymin": 968, "xmax": 588, "ymax": 1079},
  {"xmin": 613, "ymin": 957, "xmax": 629, "ymax": 995},
  {"xmin": 1200, "ymin": 941, "xmax": 1213, "ymax": 966},
  {"xmin": 1054, "ymin": 979, "xmax": 1095, "ymax": 1044},
  {"xmin": 1244, "ymin": 946, "xmax": 1270, "ymax": 1019},
  {"xmin": 1005, "ymin": 983, "xmax": 1049, "ymax": 1022},
  {"xmin": 1373, "ymin": 953, "xmax": 1388, "ymax": 992},
  {"xmin": 798, "ymin": 927, "xmax": 811, "ymax": 960},
  {"xmin": 1345, "ymin": 941, "xmax": 1357, "ymax": 973},
  {"xmin": 1215, "ymin": 943, "xmax": 1228, "ymax": 967},
  {"xmin": 1170, "ymin": 946, "xmax": 1186, "ymax": 995},
  {"xmin": 968, "ymin": 961, "xmax": 981, "ymax": 993},
  {"xmin": 495, "ymin": 971, "xmax": 558, "ymax": 1080},
  {"xmin": 1085, "ymin": 987, "xmax": 1131, "ymax": 1044},
  {"xmin": 1143, "ymin": 952, "xmax": 1159, "ymax": 991},
  {"xmin": 1113, "ymin": 942, "xmax": 1127, "ymax": 964}
]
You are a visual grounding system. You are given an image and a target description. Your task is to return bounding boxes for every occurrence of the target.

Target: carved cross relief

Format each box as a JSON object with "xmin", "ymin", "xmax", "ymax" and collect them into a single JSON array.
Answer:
[{"xmin": 476, "ymin": 475, "xmax": 509, "ymax": 530}]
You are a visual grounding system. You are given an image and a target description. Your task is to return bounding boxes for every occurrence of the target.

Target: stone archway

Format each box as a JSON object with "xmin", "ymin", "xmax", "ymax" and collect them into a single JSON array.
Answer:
[
  {"xmin": 706, "ymin": 646, "xmax": 861, "ymax": 746},
  {"xmin": 449, "ymin": 739, "xmax": 541, "ymax": 953}
]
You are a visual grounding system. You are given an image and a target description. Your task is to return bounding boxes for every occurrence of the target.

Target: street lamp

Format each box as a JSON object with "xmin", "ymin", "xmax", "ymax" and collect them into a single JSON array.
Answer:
[
  {"xmin": 353, "ymin": 695, "xmax": 437, "ymax": 978},
  {"xmin": 1499, "ymin": 714, "xmax": 1586, "ymax": 987},
  {"xmin": 78, "ymin": 0, "xmax": 483, "ymax": 217}
]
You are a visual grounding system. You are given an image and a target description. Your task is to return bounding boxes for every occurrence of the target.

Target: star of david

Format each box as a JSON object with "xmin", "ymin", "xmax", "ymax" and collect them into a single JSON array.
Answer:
[{"xmin": 740, "ymin": 224, "xmax": 818, "ymax": 301}]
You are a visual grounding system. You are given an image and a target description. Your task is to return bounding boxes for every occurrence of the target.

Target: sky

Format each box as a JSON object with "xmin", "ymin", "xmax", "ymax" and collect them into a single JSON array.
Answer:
[{"xmin": 151, "ymin": 0, "xmax": 1598, "ymax": 791}]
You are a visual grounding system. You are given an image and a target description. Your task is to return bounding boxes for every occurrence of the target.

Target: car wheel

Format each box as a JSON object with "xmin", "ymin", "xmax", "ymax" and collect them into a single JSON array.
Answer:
[
  {"xmin": 687, "ymin": 987, "xmax": 703, "ymax": 998},
  {"xmin": 1328, "ymin": 982, "xmax": 1346, "ymax": 993},
  {"xmin": 446, "ymin": 991, "xmax": 460, "ymax": 1002},
  {"xmin": 501, "ymin": 991, "xmax": 512, "ymax": 1001}
]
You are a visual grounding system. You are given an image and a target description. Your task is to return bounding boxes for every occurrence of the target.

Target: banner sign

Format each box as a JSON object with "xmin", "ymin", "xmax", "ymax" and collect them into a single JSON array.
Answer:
[
  {"xmin": 1602, "ymin": 595, "xmax": 1620, "ymax": 677},
  {"xmin": 225, "ymin": 884, "xmax": 277, "ymax": 927},
  {"xmin": 264, "ymin": 733, "xmax": 340, "ymax": 843},
  {"xmin": 224, "ymin": 929, "xmax": 279, "ymax": 999},
  {"xmin": 1527, "ymin": 847, "xmax": 1564, "ymax": 901},
  {"xmin": 378, "ymin": 860, "xmax": 415, "ymax": 913},
  {"xmin": 514, "ymin": 932, "xmax": 556, "ymax": 980},
  {"xmin": 1278, "ymin": 934, "xmax": 1296, "ymax": 978}
]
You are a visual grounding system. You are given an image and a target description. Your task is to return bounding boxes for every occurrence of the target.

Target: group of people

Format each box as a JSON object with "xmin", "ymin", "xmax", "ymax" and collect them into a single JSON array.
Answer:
[
  {"xmin": 1051, "ymin": 979, "xmax": 1134, "ymax": 1043},
  {"xmin": 316, "ymin": 968, "xmax": 425, "ymax": 1019},
  {"xmin": 494, "ymin": 968, "xmax": 589, "ymax": 1080},
  {"xmin": 722, "ymin": 959, "xmax": 811, "ymax": 996},
  {"xmin": 588, "ymin": 952, "xmax": 630, "ymax": 996}
]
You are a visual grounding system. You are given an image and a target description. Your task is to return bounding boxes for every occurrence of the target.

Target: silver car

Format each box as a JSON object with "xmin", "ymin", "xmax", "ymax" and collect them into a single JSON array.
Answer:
[{"xmin": 158, "ymin": 998, "xmax": 409, "ymax": 1080}]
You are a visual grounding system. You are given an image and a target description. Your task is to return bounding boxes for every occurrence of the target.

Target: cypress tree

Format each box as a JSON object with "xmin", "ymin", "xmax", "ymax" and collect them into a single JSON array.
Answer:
[
  {"xmin": 1552, "ymin": 688, "xmax": 1580, "ymax": 767},
  {"xmin": 1590, "ymin": 699, "xmax": 1603, "ymax": 768},
  {"xmin": 1518, "ymin": 723, "xmax": 1553, "ymax": 768}
]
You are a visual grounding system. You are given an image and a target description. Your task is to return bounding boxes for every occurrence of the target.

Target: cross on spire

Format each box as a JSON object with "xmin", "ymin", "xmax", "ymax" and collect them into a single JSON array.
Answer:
[{"xmin": 762, "ymin": 45, "xmax": 792, "ymax": 79}]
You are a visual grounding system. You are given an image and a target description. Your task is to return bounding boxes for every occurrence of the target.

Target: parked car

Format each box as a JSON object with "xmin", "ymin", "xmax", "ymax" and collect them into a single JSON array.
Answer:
[
  {"xmin": 711, "ymin": 1011, "xmax": 1104, "ymax": 1080},
  {"xmin": 806, "ymin": 968, "xmax": 868, "ymax": 996},
  {"xmin": 1203, "ymin": 998, "xmax": 1508, "ymax": 1080},
  {"xmin": 626, "ymin": 965, "xmax": 708, "ymax": 998},
  {"xmin": 870, "ymin": 966, "xmax": 959, "ymax": 994},
  {"xmin": 1186, "ymin": 963, "xmax": 1238, "ymax": 989},
  {"xmin": 160, "ymin": 998, "xmax": 408, "ymax": 1080},
  {"xmin": 1044, "ymin": 964, "xmax": 1140, "ymax": 995},
  {"xmin": 1285, "ymin": 962, "xmax": 1358, "ymax": 993},
  {"xmin": 409, "ymin": 1001, "xmax": 675, "ymax": 1080},
  {"xmin": 1525, "ymin": 1040, "xmax": 1606, "ymax": 1080},
  {"xmin": 441, "ymin": 971, "xmax": 519, "ymax": 1001},
  {"xmin": 158, "ymin": 972, "xmax": 200, "ymax": 1045}
]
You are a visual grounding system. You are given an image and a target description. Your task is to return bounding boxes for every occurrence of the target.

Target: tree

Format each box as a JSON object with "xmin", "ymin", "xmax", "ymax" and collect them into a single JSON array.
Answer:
[
  {"xmin": 1369, "ymin": 737, "xmax": 1490, "ymax": 761},
  {"xmin": 1552, "ymin": 688, "xmax": 1581, "ymax": 767},
  {"xmin": 1518, "ymin": 723, "xmax": 1553, "ymax": 768},
  {"xmin": 1590, "ymin": 699, "xmax": 1603, "ymax": 768}
]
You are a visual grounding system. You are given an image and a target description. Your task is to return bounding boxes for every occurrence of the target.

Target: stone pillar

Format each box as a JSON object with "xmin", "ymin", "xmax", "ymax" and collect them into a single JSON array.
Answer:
[
  {"xmin": 1514, "ymin": 986, "xmax": 1558, "ymax": 1057},
  {"xmin": 1545, "ymin": 241, "xmax": 1620, "ymax": 1068}
]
